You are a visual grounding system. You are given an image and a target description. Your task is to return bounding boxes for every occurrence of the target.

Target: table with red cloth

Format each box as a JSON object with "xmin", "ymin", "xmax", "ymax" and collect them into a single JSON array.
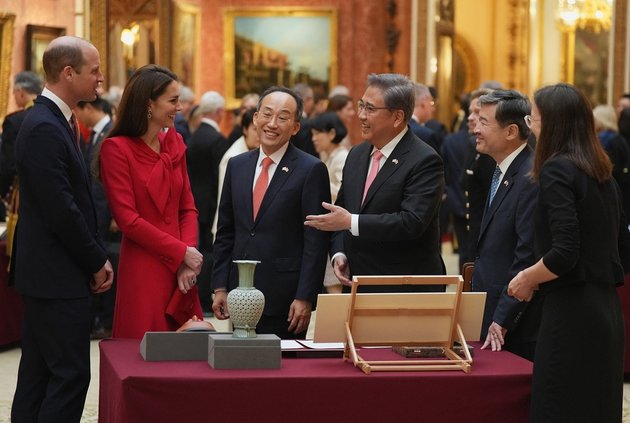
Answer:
[
  {"xmin": 99, "ymin": 339, "xmax": 532, "ymax": 423},
  {"xmin": 0, "ymin": 240, "xmax": 23, "ymax": 346}
]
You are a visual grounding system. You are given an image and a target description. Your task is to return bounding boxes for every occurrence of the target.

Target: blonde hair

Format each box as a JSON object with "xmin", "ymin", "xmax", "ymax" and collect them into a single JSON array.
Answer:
[{"xmin": 593, "ymin": 104, "xmax": 618, "ymax": 132}]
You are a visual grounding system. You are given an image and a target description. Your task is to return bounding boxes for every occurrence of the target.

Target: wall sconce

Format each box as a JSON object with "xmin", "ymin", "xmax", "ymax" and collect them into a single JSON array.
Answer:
[{"xmin": 121, "ymin": 23, "xmax": 140, "ymax": 47}]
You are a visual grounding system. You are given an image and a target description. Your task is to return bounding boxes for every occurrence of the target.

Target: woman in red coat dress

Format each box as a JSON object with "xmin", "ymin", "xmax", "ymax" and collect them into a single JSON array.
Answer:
[{"xmin": 99, "ymin": 65, "xmax": 203, "ymax": 339}]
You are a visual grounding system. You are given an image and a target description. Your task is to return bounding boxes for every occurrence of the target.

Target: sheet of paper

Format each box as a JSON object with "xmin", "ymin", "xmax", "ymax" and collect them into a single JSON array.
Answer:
[
  {"xmin": 280, "ymin": 340, "xmax": 304, "ymax": 350},
  {"xmin": 297, "ymin": 340, "xmax": 344, "ymax": 350}
]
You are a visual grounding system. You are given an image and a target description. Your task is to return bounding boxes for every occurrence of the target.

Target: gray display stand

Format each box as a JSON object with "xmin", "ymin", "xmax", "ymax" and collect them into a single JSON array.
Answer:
[
  {"xmin": 208, "ymin": 333, "xmax": 281, "ymax": 369},
  {"xmin": 140, "ymin": 331, "xmax": 216, "ymax": 361}
]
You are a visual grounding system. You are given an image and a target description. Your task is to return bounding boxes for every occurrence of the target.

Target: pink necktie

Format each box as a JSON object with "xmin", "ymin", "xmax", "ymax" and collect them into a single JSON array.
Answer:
[
  {"xmin": 253, "ymin": 157, "xmax": 273, "ymax": 219},
  {"xmin": 362, "ymin": 150, "xmax": 384, "ymax": 204}
]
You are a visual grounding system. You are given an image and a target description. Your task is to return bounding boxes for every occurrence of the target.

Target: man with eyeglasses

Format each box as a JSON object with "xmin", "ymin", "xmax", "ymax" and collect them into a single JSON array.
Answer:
[
  {"xmin": 212, "ymin": 86, "xmax": 330, "ymax": 339},
  {"xmin": 305, "ymin": 73, "xmax": 445, "ymax": 293},
  {"xmin": 471, "ymin": 89, "xmax": 541, "ymax": 361}
]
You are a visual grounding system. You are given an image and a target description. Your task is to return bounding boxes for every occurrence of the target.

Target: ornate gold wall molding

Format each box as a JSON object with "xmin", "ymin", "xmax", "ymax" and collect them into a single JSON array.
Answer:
[
  {"xmin": 90, "ymin": 0, "xmax": 108, "ymax": 88},
  {"xmin": 506, "ymin": 0, "xmax": 529, "ymax": 91},
  {"xmin": 612, "ymin": 0, "xmax": 627, "ymax": 101},
  {"xmin": 0, "ymin": 12, "xmax": 15, "ymax": 121},
  {"xmin": 413, "ymin": 0, "xmax": 428, "ymax": 83},
  {"xmin": 454, "ymin": 34, "xmax": 479, "ymax": 93}
]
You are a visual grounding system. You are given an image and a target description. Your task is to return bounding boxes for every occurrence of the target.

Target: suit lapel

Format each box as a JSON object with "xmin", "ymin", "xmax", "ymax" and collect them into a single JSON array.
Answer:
[
  {"xmin": 360, "ymin": 132, "xmax": 410, "ymax": 210},
  {"xmin": 237, "ymin": 151, "xmax": 258, "ymax": 225},
  {"xmin": 254, "ymin": 144, "xmax": 297, "ymax": 223},
  {"xmin": 478, "ymin": 147, "xmax": 532, "ymax": 240}
]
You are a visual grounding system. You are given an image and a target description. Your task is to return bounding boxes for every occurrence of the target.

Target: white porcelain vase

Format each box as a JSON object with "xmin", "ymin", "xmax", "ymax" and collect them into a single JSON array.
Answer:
[{"xmin": 227, "ymin": 260, "xmax": 264, "ymax": 338}]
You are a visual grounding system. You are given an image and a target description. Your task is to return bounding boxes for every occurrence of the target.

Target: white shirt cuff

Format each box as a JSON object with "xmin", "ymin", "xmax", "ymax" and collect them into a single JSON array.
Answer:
[{"xmin": 350, "ymin": 214, "xmax": 359, "ymax": 236}]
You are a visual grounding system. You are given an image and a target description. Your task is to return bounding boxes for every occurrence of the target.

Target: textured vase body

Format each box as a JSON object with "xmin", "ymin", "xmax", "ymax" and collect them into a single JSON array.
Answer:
[{"xmin": 227, "ymin": 260, "xmax": 265, "ymax": 338}]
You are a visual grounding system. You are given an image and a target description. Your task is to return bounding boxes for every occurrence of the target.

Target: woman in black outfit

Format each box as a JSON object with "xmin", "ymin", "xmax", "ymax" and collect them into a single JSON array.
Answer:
[{"xmin": 508, "ymin": 83, "xmax": 630, "ymax": 422}]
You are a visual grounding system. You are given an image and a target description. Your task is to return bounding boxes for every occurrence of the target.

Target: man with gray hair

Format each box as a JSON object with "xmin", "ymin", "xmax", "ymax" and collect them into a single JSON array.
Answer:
[
  {"xmin": 306, "ymin": 73, "xmax": 445, "ymax": 292},
  {"xmin": 175, "ymin": 85, "xmax": 195, "ymax": 143},
  {"xmin": 186, "ymin": 90, "xmax": 229, "ymax": 312},
  {"xmin": 472, "ymin": 89, "xmax": 541, "ymax": 360},
  {"xmin": 0, "ymin": 71, "xmax": 43, "ymax": 197},
  {"xmin": 409, "ymin": 82, "xmax": 440, "ymax": 154}
]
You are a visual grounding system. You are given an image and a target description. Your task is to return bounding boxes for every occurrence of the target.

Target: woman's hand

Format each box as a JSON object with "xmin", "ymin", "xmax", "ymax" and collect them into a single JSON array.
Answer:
[
  {"xmin": 176, "ymin": 263, "xmax": 197, "ymax": 294},
  {"xmin": 184, "ymin": 246, "xmax": 203, "ymax": 274},
  {"xmin": 508, "ymin": 270, "xmax": 536, "ymax": 302}
]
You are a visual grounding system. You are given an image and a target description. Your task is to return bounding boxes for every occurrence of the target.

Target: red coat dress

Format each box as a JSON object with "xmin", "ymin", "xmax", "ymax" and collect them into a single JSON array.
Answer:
[{"xmin": 100, "ymin": 128, "xmax": 202, "ymax": 339}]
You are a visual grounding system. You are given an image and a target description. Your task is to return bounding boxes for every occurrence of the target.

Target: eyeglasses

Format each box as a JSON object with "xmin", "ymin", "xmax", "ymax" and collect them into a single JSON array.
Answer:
[
  {"xmin": 257, "ymin": 110, "xmax": 295, "ymax": 125},
  {"xmin": 524, "ymin": 115, "xmax": 540, "ymax": 128},
  {"xmin": 357, "ymin": 99, "xmax": 391, "ymax": 114}
]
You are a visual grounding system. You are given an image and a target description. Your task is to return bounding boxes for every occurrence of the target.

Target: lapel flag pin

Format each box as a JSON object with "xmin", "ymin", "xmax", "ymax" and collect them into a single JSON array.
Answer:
[
  {"xmin": 282, "ymin": 166, "xmax": 289, "ymax": 172},
  {"xmin": 392, "ymin": 159, "xmax": 399, "ymax": 165}
]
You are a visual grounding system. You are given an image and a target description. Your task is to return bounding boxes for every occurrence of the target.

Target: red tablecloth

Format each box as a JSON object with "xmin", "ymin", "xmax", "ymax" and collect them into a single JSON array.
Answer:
[
  {"xmin": 99, "ymin": 339, "xmax": 532, "ymax": 423},
  {"xmin": 0, "ymin": 241, "xmax": 22, "ymax": 346}
]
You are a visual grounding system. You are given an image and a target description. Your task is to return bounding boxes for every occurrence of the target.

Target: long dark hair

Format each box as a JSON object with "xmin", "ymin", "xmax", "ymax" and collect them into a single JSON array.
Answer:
[
  {"xmin": 95, "ymin": 65, "xmax": 178, "ymax": 179},
  {"xmin": 108, "ymin": 64, "xmax": 179, "ymax": 138},
  {"xmin": 532, "ymin": 83, "xmax": 611, "ymax": 183}
]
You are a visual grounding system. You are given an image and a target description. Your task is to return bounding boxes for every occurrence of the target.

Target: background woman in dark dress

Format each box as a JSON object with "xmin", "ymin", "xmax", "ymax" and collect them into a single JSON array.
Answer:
[{"xmin": 508, "ymin": 83, "xmax": 630, "ymax": 422}]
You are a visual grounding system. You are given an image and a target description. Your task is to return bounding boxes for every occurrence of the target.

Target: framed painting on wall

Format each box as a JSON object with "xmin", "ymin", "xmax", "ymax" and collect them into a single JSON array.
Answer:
[
  {"xmin": 223, "ymin": 7, "xmax": 338, "ymax": 108},
  {"xmin": 0, "ymin": 12, "xmax": 16, "ymax": 120},
  {"xmin": 171, "ymin": 2, "xmax": 200, "ymax": 92},
  {"xmin": 26, "ymin": 25, "xmax": 66, "ymax": 80}
]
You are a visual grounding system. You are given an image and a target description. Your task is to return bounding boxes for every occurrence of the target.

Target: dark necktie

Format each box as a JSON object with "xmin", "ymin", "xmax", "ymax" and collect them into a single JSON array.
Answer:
[{"xmin": 488, "ymin": 165, "xmax": 502, "ymax": 205}]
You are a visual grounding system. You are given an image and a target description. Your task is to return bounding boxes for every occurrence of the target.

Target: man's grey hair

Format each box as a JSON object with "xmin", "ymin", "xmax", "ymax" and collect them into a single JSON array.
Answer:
[
  {"xmin": 292, "ymin": 83, "xmax": 313, "ymax": 99},
  {"xmin": 198, "ymin": 91, "xmax": 225, "ymax": 115},
  {"xmin": 179, "ymin": 85, "xmax": 195, "ymax": 103},
  {"xmin": 367, "ymin": 73, "xmax": 415, "ymax": 123},
  {"xmin": 14, "ymin": 71, "xmax": 42, "ymax": 95},
  {"xmin": 413, "ymin": 83, "xmax": 431, "ymax": 101}
]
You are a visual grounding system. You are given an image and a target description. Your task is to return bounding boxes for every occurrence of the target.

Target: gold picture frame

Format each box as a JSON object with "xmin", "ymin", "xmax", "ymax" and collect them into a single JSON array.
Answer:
[
  {"xmin": 26, "ymin": 25, "xmax": 66, "ymax": 80},
  {"xmin": 0, "ymin": 12, "xmax": 16, "ymax": 121},
  {"xmin": 223, "ymin": 7, "xmax": 338, "ymax": 108},
  {"xmin": 171, "ymin": 2, "xmax": 200, "ymax": 92}
]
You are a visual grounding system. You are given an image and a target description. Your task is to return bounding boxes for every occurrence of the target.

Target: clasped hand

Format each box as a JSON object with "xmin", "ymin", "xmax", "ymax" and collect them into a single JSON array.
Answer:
[{"xmin": 91, "ymin": 259, "xmax": 114, "ymax": 293}]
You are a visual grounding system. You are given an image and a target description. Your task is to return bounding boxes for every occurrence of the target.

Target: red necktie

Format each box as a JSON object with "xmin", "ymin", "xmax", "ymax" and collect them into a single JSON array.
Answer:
[
  {"xmin": 362, "ymin": 150, "xmax": 384, "ymax": 204},
  {"xmin": 253, "ymin": 157, "xmax": 273, "ymax": 219},
  {"xmin": 69, "ymin": 114, "xmax": 80, "ymax": 149}
]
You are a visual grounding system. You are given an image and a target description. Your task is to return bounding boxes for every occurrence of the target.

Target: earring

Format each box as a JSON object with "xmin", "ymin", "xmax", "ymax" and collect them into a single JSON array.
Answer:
[{"xmin": 148, "ymin": 110, "xmax": 152, "ymax": 119}]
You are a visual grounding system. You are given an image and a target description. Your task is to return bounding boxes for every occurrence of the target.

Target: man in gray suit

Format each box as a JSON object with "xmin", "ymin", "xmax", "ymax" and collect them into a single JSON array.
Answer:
[{"xmin": 472, "ymin": 89, "xmax": 541, "ymax": 361}]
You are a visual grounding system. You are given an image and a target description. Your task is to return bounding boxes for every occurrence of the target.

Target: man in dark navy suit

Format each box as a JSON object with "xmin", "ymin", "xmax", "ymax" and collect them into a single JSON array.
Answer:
[
  {"xmin": 11, "ymin": 36, "xmax": 113, "ymax": 423},
  {"xmin": 305, "ymin": 74, "xmax": 445, "ymax": 292},
  {"xmin": 472, "ymin": 89, "xmax": 541, "ymax": 361},
  {"xmin": 212, "ymin": 86, "xmax": 330, "ymax": 339}
]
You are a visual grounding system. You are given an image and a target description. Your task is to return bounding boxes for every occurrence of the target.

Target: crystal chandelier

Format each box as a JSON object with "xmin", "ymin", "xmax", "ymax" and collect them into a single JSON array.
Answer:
[{"xmin": 557, "ymin": 0, "xmax": 614, "ymax": 33}]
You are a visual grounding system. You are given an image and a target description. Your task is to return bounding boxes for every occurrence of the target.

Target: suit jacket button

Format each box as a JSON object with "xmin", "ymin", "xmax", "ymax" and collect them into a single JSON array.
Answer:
[{"xmin": 250, "ymin": 231, "xmax": 255, "ymax": 236}]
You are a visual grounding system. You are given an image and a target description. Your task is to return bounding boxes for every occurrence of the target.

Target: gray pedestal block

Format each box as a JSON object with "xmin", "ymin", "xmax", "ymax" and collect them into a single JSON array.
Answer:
[
  {"xmin": 140, "ymin": 331, "xmax": 215, "ymax": 361},
  {"xmin": 208, "ymin": 334, "xmax": 281, "ymax": 369}
]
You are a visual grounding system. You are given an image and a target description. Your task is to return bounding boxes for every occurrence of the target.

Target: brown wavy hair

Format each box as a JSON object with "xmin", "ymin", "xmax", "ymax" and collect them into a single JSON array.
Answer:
[{"xmin": 531, "ymin": 83, "xmax": 611, "ymax": 183}]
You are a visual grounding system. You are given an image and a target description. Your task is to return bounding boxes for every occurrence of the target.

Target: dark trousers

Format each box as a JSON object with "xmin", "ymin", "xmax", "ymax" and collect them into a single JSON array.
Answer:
[
  {"xmin": 256, "ymin": 314, "xmax": 307, "ymax": 340},
  {"xmin": 12, "ymin": 296, "xmax": 91, "ymax": 423}
]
